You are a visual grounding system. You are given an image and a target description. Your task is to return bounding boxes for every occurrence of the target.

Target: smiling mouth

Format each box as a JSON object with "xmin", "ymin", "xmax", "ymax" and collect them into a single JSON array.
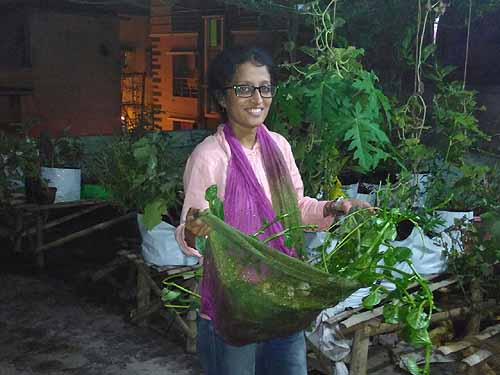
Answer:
[{"xmin": 246, "ymin": 108, "xmax": 264, "ymax": 114}]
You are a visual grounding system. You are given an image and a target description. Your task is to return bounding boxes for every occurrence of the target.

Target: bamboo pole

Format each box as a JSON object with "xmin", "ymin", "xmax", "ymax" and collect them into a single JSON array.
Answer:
[
  {"xmin": 21, "ymin": 203, "xmax": 108, "ymax": 237},
  {"xmin": 35, "ymin": 212, "xmax": 135, "ymax": 253},
  {"xmin": 340, "ymin": 299, "xmax": 498, "ymax": 337}
]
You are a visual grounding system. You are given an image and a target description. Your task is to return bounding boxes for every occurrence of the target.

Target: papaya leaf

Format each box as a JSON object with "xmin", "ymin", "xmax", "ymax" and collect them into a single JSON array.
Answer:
[{"xmin": 344, "ymin": 103, "xmax": 390, "ymax": 171}]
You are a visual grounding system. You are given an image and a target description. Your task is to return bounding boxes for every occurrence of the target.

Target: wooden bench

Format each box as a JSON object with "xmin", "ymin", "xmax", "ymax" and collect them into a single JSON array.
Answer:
[
  {"xmin": 307, "ymin": 275, "xmax": 500, "ymax": 375},
  {"xmin": 0, "ymin": 199, "xmax": 133, "ymax": 269},
  {"xmin": 93, "ymin": 247, "xmax": 200, "ymax": 353}
]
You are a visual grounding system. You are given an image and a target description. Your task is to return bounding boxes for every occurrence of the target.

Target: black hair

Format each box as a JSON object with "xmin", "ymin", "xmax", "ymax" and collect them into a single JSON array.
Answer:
[{"xmin": 207, "ymin": 46, "xmax": 275, "ymax": 117}]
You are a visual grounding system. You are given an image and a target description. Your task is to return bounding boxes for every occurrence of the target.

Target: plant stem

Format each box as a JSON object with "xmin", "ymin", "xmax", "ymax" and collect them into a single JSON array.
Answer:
[
  {"xmin": 164, "ymin": 282, "xmax": 201, "ymax": 299},
  {"xmin": 262, "ymin": 224, "xmax": 317, "ymax": 244}
]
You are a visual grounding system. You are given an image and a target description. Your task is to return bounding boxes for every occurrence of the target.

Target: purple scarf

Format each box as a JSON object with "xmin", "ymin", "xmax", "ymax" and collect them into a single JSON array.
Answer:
[{"xmin": 200, "ymin": 124, "xmax": 304, "ymax": 319}]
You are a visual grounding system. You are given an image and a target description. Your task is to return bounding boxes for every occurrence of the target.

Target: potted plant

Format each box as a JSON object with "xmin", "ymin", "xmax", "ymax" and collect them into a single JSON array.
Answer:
[
  {"xmin": 39, "ymin": 128, "xmax": 84, "ymax": 202},
  {"xmin": 0, "ymin": 126, "xmax": 57, "ymax": 206},
  {"xmin": 92, "ymin": 130, "xmax": 194, "ymax": 266}
]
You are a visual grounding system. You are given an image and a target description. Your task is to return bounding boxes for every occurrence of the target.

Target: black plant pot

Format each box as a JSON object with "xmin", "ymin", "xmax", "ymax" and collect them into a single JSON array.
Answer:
[{"xmin": 25, "ymin": 178, "xmax": 57, "ymax": 204}]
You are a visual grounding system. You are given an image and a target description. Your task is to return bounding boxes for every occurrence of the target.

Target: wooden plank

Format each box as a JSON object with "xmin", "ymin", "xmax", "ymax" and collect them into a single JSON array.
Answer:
[
  {"xmin": 326, "ymin": 306, "xmax": 364, "ymax": 325},
  {"xmin": 438, "ymin": 341, "xmax": 472, "ymax": 356},
  {"xmin": 340, "ymin": 299, "xmax": 498, "ymax": 337},
  {"xmin": 136, "ymin": 262, "xmax": 152, "ymax": 327},
  {"xmin": 350, "ymin": 325, "xmax": 370, "ymax": 375},
  {"xmin": 438, "ymin": 323, "xmax": 500, "ymax": 355},
  {"xmin": 15, "ymin": 199, "xmax": 106, "ymax": 211},
  {"xmin": 21, "ymin": 203, "xmax": 108, "ymax": 237},
  {"xmin": 91, "ymin": 256, "xmax": 129, "ymax": 282},
  {"xmin": 462, "ymin": 349, "xmax": 493, "ymax": 367},
  {"xmin": 340, "ymin": 279, "xmax": 457, "ymax": 330},
  {"xmin": 35, "ymin": 212, "xmax": 135, "ymax": 253},
  {"xmin": 35, "ymin": 213, "xmax": 44, "ymax": 269},
  {"xmin": 326, "ymin": 274, "xmax": 443, "ymax": 326}
]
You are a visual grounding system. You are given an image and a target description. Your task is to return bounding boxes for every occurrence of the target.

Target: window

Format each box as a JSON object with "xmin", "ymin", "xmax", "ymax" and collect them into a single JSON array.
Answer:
[
  {"xmin": 172, "ymin": 53, "xmax": 198, "ymax": 98},
  {"xmin": 173, "ymin": 120, "xmax": 197, "ymax": 130},
  {"xmin": 0, "ymin": 95, "xmax": 22, "ymax": 129},
  {"xmin": 203, "ymin": 16, "xmax": 224, "ymax": 117}
]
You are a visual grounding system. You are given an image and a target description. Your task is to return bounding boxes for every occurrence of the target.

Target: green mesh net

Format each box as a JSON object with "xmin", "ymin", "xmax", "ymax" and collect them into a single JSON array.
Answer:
[{"xmin": 199, "ymin": 211, "xmax": 361, "ymax": 346}]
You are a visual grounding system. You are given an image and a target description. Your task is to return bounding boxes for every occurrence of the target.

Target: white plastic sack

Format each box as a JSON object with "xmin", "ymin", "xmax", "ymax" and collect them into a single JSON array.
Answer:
[
  {"xmin": 305, "ymin": 225, "xmax": 450, "ymax": 368},
  {"xmin": 41, "ymin": 167, "xmax": 81, "ymax": 202},
  {"xmin": 137, "ymin": 214, "xmax": 199, "ymax": 266},
  {"xmin": 389, "ymin": 226, "xmax": 449, "ymax": 275},
  {"xmin": 342, "ymin": 183, "xmax": 359, "ymax": 199}
]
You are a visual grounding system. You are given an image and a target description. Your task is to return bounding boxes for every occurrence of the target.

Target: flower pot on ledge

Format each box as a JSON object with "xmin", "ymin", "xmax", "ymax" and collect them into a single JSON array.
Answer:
[{"xmin": 41, "ymin": 167, "xmax": 81, "ymax": 202}]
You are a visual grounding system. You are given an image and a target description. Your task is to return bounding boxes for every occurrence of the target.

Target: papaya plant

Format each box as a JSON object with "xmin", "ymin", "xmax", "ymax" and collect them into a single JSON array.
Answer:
[{"xmin": 267, "ymin": 0, "xmax": 392, "ymax": 197}]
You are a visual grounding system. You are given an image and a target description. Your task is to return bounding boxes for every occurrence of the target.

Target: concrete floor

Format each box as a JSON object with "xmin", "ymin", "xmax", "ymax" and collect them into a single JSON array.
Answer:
[{"xmin": 0, "ymin": 272, "xmax": 201, "ymax": 375}]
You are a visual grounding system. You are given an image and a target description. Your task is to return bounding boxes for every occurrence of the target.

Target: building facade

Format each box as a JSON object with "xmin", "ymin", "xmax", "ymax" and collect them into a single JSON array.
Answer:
[
  {"xmin": 0, "ymin": 2, "xmax": 123, "ymax": 136},
  {"xmin": 149, "ymin": 0, "xmax": 289, "ymax": 131}
]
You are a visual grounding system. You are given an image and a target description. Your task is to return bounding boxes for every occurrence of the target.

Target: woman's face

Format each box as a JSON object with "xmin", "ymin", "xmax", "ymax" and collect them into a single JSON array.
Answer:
[{"xmin": 220, "ymin": 61, "xmax": 273, "ymax": 132}]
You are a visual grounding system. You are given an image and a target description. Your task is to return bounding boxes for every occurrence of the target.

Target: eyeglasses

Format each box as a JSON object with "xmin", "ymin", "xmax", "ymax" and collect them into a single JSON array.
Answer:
[{"xmin": 223, "ymin": 84, "xmax": 277, "ymax": 98}]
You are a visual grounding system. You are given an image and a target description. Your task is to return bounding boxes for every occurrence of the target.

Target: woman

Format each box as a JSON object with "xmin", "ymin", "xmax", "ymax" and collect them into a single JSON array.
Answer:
[{"xmin": 175, "ymin": 47, "xmax": 369, "ymax": 375}]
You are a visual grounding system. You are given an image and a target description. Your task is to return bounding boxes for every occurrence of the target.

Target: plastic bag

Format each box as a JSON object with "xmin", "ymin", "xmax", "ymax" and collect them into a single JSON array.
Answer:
[{"xmin": 137, "ymin": 214, "xmax": 199, "ymax": 266}]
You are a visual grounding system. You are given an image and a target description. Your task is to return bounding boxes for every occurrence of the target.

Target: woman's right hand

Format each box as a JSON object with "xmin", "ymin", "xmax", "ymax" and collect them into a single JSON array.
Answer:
[{"xmin": 184, "ymin": 208, "xmax": 211, "ymax": 243}]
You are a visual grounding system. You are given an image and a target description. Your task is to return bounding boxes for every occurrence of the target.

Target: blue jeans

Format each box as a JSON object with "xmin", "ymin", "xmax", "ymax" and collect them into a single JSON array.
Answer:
[{"xmin": 197, "ymin": 317, "xmax": 307, "ymax": 375}]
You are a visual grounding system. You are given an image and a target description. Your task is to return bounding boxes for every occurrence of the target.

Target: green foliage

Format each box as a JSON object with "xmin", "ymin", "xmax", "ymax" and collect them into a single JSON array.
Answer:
[
  {"xmin": 161, "ymin": 268, "xmax": 202, "ymax": 310},
  {"xmin": 445, "ymin": 206, "xmax": 500, "ymax": 292},
  {"xmin": 425, "ymin": 161, "xmax": 494, "ymax": 211},
  {"xmin": 0, "ymin": 130, "xmax": 39, "ymax": 204},
  {"xmin": 93, "ymin": 131, "xmax": 183, "ymax": 230},
  {"xmin": 268, "ymin": 2, "xmax": 392, "ymax": 197},
  {"xmin": 39, "ymin": 128, "xmax": 84, "ymax": 168},
  {"xmin": 315, "ymin": 185, "xmax": 435, "ymax": 374},
  {"xmin": 432, "ymin": 81, "xmax": 489, "ymax": 163}
]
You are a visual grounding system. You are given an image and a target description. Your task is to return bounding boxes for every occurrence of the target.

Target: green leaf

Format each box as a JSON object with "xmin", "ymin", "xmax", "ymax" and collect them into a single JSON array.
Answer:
[
  {"xmin": 343, "ymin": 104, "xmax": 390, "ymax": 171},
  {"xmin": 421, "ymin": 44, "xmax": 437, "ymax": 63},
  {"xmin": 383, "ymin": 303, "xmax": 400, "ymax": 324},
  {"xmin": 407, "ymin": 308, "xmax": 429, "ymax": 330},
  {"xmin": 393, "ymin": 246, "xmax": 412, "ymax": 263},
  {"xmin": 211, "ymin": 198, "xmax": 224, "ymax": 220},
  {"xmin": 303, "ymin": 76, "xmax": 337, "ymax": 127},
  {"xmin": 363, "ymin": 289, "xmax": 382, "ymax": 309},
  {"xmin": 205, "ymin": 185, "xmax": 224, "ymax": 220},
  {"xmin": 143, "ymin": 199, "xmax": 167, "ymax": 230},
  {"xmin": 408, "ymin": 327, "xmax": 431, "ymax": 347},
  {"xmin": 161, "ymin": 289, "xmax": 181, "ymax": 302},
  {"xmin": 405, "ymin": 356, "xmax": 421, "ymax": 375},
  {"xmin": 284, "ymin": 233, "xmax": 294, "ymax": 248},
  {"xmin": 205, "ymin": 185, "xmax": 218, "ymax": 201}
]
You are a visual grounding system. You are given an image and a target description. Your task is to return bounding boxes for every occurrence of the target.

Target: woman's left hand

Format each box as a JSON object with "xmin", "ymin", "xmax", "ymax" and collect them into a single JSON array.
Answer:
[{"xmin": 323, "ymin": 198, "xmax": 372, "ymax": 217}]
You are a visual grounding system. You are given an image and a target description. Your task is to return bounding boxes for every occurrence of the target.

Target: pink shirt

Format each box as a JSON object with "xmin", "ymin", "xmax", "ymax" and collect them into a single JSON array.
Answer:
[{"xmin": 175, "ymin": 124, "xmax": 334, "ymax": 257}]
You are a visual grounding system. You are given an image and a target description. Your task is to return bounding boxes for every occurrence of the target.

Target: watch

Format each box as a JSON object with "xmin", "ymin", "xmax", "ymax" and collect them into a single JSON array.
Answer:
[{"xmin": 328, "ymin": 196, "xmax": 345, "ymax": 215}]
